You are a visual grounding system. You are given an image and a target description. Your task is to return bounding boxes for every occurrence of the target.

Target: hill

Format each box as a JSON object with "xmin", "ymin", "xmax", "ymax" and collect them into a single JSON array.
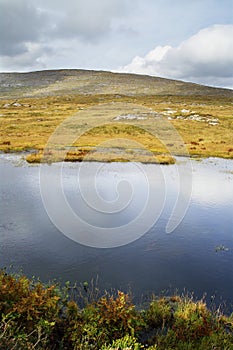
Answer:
[
  {"xmin": 0, "ymin": 69, "xmax": 232, "ymax": 162},
  {"xmin": 0, "ymin": 69, "xmax": 232, "ymax": 99}
]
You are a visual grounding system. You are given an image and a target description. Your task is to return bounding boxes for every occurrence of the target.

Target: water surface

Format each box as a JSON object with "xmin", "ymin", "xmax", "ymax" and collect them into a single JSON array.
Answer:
[{"xmin": 0, "ymin": 154, "xmax": 232, "ymax": 309}]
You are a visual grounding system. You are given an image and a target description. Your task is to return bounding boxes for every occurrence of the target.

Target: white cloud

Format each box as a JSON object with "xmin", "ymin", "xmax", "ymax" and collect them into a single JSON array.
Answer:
[{"xmin": 120, "ymin": 25, "xmax": 233, "ymax": 88}]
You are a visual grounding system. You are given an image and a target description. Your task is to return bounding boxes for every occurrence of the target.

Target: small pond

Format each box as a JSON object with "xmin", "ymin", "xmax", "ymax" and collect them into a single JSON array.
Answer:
[{"xmin": 0, "ymin": 154, "xmax": 233, "ymax": 309}]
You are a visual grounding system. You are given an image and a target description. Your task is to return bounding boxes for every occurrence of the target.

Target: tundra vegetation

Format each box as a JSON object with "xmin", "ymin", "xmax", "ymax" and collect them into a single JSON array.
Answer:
[
  {"xmin": 0, "ymin": 270, "xmax": 233, "ymax": 350},
  {"xmin": 0, "ymin": 70, "xmax": 232, "ymax": 164}
]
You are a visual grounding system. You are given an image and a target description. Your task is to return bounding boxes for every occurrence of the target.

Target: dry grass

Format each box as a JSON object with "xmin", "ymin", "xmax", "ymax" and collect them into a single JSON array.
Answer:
[
  {"xmin": 26, "ymin": 147, "xmax": 175, "ymax": 164},
  {"xmin": 0, "ymin": 72, "xmax": 232, "ymax": 163}
]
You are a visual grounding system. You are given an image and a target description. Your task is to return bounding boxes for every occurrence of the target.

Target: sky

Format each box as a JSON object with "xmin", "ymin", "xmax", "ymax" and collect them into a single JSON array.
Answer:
[{"xmin": 0, "ymin": 0, "xmax": 233, "ymax": 88}]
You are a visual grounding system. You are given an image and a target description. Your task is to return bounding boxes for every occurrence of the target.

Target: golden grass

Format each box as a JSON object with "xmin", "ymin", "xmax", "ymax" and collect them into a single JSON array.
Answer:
[
  {"xmin": 0, "ymin": 93, "xmax": 232, "ymax": 163},
  {"xmin": 25, "ymin": 148, "xmax": 175, "ymax": 164}
]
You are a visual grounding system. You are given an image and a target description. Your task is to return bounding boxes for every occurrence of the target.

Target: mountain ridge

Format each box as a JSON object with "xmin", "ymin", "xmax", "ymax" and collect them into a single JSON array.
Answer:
[{"xmin": 0, "ymin": 69, "xmax": 232, "ymax": 99}]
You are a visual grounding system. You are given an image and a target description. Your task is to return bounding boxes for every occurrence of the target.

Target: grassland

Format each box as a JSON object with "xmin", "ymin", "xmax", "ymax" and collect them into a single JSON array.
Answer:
[{"xmin": 0, "ymin": 70, "xmax": 232, "ymax": 163}]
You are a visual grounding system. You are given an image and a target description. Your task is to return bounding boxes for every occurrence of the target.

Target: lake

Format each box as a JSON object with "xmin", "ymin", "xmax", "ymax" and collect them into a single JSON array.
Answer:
[{"xmin": 0, "ymin": 154, "xmax": 233, "ymax": 310}]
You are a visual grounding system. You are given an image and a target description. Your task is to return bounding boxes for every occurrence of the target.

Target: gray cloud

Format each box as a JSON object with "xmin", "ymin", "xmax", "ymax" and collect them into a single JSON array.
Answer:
[
  {"xmin": 0, "ymin": 43, "xmax": 53, "ymax": 71},
  {"xmin": 52, "ymin": 0, "xmax": 132, "ymax": 41},
  {"xmin": 0, "ymin": 0, "xmax": 47, "ymax": 56},
  {"xmin": 0, "ymin": 0, "xmax": 133, "ymax": 70}
]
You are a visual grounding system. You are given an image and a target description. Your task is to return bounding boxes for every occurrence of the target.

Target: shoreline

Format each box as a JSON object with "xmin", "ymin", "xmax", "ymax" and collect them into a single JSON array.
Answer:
[
  {"xmin": 1, "ymin": 270, "xmax": 233, "ymax": 349},
  {"xmin": 1, "ymin": 148, "xmax": 233, "ymax": 165}
]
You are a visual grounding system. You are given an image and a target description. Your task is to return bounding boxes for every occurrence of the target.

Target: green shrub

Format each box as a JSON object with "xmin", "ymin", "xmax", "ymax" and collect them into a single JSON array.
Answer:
[
  {"xmin": 0, "ymin": 270, "xmax": 233, "ymax": 349},
  {"xmin": 101, "ymin": 334, "xmax": 142, "ymax": 349},
  {"xmin": 172, "ymin": 300, "xmax": 215, "ymax": 340},
  {"xmin": 145, "ymin": 298, "xmax": 172, "ymax": 329}
]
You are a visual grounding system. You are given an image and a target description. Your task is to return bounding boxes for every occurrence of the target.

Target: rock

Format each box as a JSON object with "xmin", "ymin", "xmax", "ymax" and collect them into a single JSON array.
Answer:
[{"xmin": 114, "ymin": 114, "xmax": 147, "ymax": 121}]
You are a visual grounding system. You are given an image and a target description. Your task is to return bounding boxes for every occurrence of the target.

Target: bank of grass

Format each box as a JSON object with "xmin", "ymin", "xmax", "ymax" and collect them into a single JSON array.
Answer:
[
  {"xmin": 0, "ymin": 270, "xmax": 232, "ymax": 349},
  {"xmin": 0, "ymin": 93, "xmax": 233, "ymax": 164},
  {"xmin": 25, "ymin": 148, "xmax": 175, "ymax": 165}
]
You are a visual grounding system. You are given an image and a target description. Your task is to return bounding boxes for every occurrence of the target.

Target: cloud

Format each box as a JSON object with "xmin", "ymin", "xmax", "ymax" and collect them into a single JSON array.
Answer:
[
  {"xmin": 0, "ymin": 43, "xmax": 53, "ymax": 71},
  {"xmin": 0, "ymin": 0, "xmax": 133, "ymax": 71},
  {"xmin": 0, "ymin": 0, "xmax": 47, "ymax": 56},
  {"xmin": 120, "ymin": 25, "xmax": 233, "ymax": 88},
  {"xmin": 53, "ymin": 0, "xmax": 132, "ymax": 42},
  {"xmin": 0, "ymin": 0, "xmax": 232, "ymax": 89}
]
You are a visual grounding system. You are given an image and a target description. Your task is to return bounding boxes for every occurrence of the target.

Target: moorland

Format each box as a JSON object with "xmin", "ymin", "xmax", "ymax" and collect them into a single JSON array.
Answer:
[{"xmin": 0, "ymin": 70, "xmax": 232, "ymax": 164}]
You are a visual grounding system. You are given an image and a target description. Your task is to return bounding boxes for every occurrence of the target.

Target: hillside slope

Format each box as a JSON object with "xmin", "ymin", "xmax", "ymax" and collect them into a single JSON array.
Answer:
[
  {"xmin": 0, "ymin": 69, "xmax": 232, "ymax": 99},
  {"xmin": 0, "ymin": 69, "xmax": 232, "ymax": 162}
]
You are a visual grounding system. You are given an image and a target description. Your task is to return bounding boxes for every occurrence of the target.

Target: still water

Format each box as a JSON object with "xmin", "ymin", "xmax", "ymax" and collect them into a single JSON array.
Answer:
[{"xmin": 0, "ymin": 154, "xmax": 233, "ymax": 308}]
